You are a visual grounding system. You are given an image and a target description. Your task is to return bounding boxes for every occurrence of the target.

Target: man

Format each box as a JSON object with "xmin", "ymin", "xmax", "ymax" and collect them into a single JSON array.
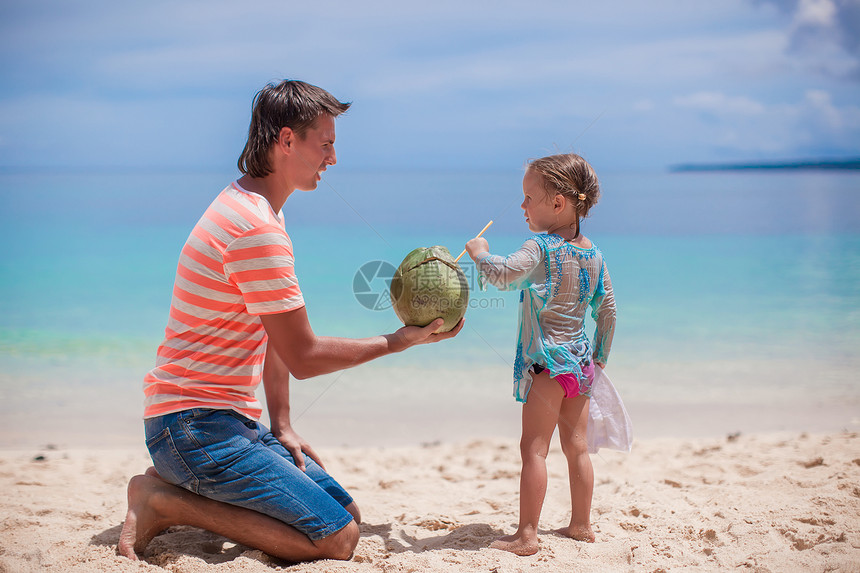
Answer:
[{"xmin": 118, "ymin": 80, "xmax": 462, "ymax": 562}]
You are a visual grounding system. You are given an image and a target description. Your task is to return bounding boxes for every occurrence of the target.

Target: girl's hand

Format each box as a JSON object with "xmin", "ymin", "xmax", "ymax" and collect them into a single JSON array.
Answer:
[{"xmin": 465, "ymin": 237, "xmax": 489, "ymax": 260}]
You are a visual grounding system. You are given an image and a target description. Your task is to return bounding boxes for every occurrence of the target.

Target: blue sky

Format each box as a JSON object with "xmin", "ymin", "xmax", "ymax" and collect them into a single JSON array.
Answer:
[{"xmin": 1, "ymin": 0, "xmax": 858, "ymax": 172}]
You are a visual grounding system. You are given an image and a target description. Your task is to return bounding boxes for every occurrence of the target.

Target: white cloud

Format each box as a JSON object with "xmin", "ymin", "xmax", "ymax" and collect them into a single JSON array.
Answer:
[
  {"xmin": 673, "ymin": 92, "xmax": 766, "ymax": 115},
  {"xmin": 794, "ymin": 0, "xmax": 837, "ymax": 26},
  {"xmin": 798, "ymin": 89, "xmax": 860, "ymax": 131},
  {"xmin": 753, "ymin": 0, "xmax": 860, "ymax": 78},
  {"xmin": 0, "ymin": 94, "xmax": 245, "ymax": 168},
  {"xmin": 669, "ymin": 88, "xmax": 860, "ymax": 155},
  {"xmin": 1, "ymin": 0, "xmax": 858, "ymax": 169}
]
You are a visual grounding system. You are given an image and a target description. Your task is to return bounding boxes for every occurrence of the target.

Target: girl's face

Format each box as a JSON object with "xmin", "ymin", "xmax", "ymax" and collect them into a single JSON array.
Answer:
[{"xmin": 521, "ymin": 169, "xmax": 557, "ymax": 232}]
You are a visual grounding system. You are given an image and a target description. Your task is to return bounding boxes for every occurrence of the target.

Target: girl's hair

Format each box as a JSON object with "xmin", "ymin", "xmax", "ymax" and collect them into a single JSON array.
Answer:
[
  {"xmin": 238, "ymin": 80, "xmax": 351, "ymax": 178},
  {"xmin": 528, "ymin": 153, "xmax": 601, "ymax": 239}
]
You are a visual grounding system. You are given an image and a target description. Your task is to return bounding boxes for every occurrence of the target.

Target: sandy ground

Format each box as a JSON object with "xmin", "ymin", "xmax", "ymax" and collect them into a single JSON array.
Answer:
[{"xmin": 1, "ymin": 431, "xmax": 858, "ymax": 572}]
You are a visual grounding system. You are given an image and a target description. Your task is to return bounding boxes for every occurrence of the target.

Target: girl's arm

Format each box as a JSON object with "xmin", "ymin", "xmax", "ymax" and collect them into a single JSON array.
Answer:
[
  {"xmin": 590, "ymin": 261, "xmax": 617, "ymax": 367},
  {"xmin": 466, "ymin": 237, "xmax": 542, "ymax": 290}
]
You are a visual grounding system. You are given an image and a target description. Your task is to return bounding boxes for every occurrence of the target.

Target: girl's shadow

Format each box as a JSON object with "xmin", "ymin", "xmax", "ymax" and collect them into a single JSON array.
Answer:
[{"xmin": 361, "ymin": 522, "xmax": 505, "ymax": 554}]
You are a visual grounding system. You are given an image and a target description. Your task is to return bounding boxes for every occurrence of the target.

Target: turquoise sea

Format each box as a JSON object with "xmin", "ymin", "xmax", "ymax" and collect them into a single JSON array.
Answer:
[{"xmin": 1, "ymin": 169, "xmax": 858, "ymax": 447}]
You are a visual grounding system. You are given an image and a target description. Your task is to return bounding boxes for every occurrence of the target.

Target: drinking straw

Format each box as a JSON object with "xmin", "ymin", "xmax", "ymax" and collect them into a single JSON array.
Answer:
[{"xmin": 454, "ymin": 220, "xmax": 493, "ymax": 262}]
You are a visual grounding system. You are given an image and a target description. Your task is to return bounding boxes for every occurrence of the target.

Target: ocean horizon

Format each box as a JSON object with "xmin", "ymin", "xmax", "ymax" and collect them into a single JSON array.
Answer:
[{"xmin": 1, "ymin": 168, "xmax": 858, "ymax": 447}]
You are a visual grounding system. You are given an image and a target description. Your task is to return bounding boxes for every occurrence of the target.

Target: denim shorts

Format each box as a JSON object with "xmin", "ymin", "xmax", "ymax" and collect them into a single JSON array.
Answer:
[{"xmin": 144, "ymin": 408, "xmax": 354, "ymax": 541}]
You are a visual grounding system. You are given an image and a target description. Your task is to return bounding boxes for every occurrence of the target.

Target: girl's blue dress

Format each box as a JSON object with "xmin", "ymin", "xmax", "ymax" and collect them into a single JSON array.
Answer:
[{"xmin": 476, "ymin": 234, "xmax": 616, "ymax": 402}]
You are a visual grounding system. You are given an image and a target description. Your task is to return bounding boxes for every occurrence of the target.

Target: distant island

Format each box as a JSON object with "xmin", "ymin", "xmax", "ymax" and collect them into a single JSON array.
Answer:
[{"xmin": 670, "ymin": 158, "xmax": 860, "ymax": 172}]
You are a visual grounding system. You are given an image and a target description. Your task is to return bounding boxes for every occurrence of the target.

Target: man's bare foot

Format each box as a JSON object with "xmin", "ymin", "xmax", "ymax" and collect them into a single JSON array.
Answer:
[
  {"xmin": 117, "ymin": 475, "xmax": 171, "ymax": 560},
  {"xmin": 489, "ymin": 534, "xmax": 539, "ymax": 556},
  {"xmin": 554, "ymin": 525, "xmax": 595, "ymax": 543},
  {"xmin": 144, "ymin": 466, "xmax": 163, "ymax": 480}
]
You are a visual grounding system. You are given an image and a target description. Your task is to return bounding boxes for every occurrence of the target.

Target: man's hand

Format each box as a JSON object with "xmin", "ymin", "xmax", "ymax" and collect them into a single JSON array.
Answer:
[
  {"xmin": 385, "ymin": 317, "xmax": 464, "ymax": 353},
  {"xmin": 262, "ymin": 306, "xmax": 464, "ymax": 380},
  {"xmin": 273, "ymin": 426, "xmax": 325, "ymax": 472}
]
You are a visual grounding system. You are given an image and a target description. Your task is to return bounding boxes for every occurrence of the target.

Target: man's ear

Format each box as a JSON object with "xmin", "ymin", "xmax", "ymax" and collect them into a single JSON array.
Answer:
[{"xmin": 277, "ymin": 126, "xmax": 294, "ymax": 153}]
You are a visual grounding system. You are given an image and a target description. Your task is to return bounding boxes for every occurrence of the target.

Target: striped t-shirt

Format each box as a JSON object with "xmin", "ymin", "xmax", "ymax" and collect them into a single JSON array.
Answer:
[{"xmin": 143, "ymin": 183, "xmax": 304, "ymax": 420}]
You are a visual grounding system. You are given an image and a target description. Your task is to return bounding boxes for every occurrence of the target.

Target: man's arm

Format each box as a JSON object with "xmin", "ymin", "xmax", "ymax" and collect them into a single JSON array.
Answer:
[
  {"xmin": 262, "ymin": 344, "xmax": 325, "ymax": 471},
  {"xmin": 259, "ymin": 305, "xmax": 462, "ymax": 381}
]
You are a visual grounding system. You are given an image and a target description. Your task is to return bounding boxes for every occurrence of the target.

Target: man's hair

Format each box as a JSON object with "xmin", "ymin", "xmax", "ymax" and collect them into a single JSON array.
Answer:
[{"xmin": 237, "ymin": 80, "xmax": 351, "ymax": 178}]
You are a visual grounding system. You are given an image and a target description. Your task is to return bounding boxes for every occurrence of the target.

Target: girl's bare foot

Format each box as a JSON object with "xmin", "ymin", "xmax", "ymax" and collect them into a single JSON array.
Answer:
[
  {"xmin": 117, "ymin": 475, "xmax": 171, "ymax": 560},
  {"xmin": 490, "ymin": 534, "xmax": 539, "ymax": 556},
  {"xmin": 554, "ymin": 524, "xmax": 595, "ymax": 543}
]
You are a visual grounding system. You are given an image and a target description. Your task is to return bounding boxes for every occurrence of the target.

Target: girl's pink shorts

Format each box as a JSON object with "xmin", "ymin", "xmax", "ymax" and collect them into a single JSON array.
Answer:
[{"xmin": 533, "ymin": 362, "xmax": 595, "ymax": 398}]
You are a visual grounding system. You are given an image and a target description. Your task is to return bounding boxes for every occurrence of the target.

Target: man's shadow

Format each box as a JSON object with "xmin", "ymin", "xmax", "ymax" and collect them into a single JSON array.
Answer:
[
  {"xmin": 91, "ymin": 524, "xmax": 283, "ymax": 568},
  {"xmin": 93, "ymin": 521, "xmax": 505, "ymax": 566}
]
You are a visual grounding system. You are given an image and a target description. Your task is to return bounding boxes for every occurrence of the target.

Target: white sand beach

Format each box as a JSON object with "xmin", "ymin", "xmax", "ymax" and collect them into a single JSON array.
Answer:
[{"xmin": 1, "ymin": 428, "xmax": 858, "ymax": 572}]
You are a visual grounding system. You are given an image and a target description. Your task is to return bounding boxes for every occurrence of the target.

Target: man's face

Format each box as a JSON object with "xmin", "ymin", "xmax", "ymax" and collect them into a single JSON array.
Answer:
[{"xmin": 289, "ymin": 114, "xmax": 337, "ymax": 191}]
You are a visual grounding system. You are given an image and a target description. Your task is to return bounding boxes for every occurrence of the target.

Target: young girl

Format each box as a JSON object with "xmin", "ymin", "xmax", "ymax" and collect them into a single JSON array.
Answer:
[{"xmin": 465, "ymin": 153, "xmax": 616, "ymax": 556}]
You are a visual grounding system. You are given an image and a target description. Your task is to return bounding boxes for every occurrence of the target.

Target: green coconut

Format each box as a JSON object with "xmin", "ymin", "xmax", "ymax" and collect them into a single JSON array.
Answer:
[{"xmin": 390, "ymin": 246, "xmax": 469, "ymax": 332}]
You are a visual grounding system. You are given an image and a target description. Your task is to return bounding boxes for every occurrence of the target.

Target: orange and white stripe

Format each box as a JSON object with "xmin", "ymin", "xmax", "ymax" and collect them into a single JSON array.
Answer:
[{"xmin": 143, "ymin": 183, "xmax": 304, "ymax": 420}]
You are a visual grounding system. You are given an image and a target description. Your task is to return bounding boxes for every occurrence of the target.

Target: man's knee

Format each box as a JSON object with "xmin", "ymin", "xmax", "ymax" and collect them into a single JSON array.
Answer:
[{"xmin": 315, "ymin": 520, "xmax": 359, "ymax": 560}]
